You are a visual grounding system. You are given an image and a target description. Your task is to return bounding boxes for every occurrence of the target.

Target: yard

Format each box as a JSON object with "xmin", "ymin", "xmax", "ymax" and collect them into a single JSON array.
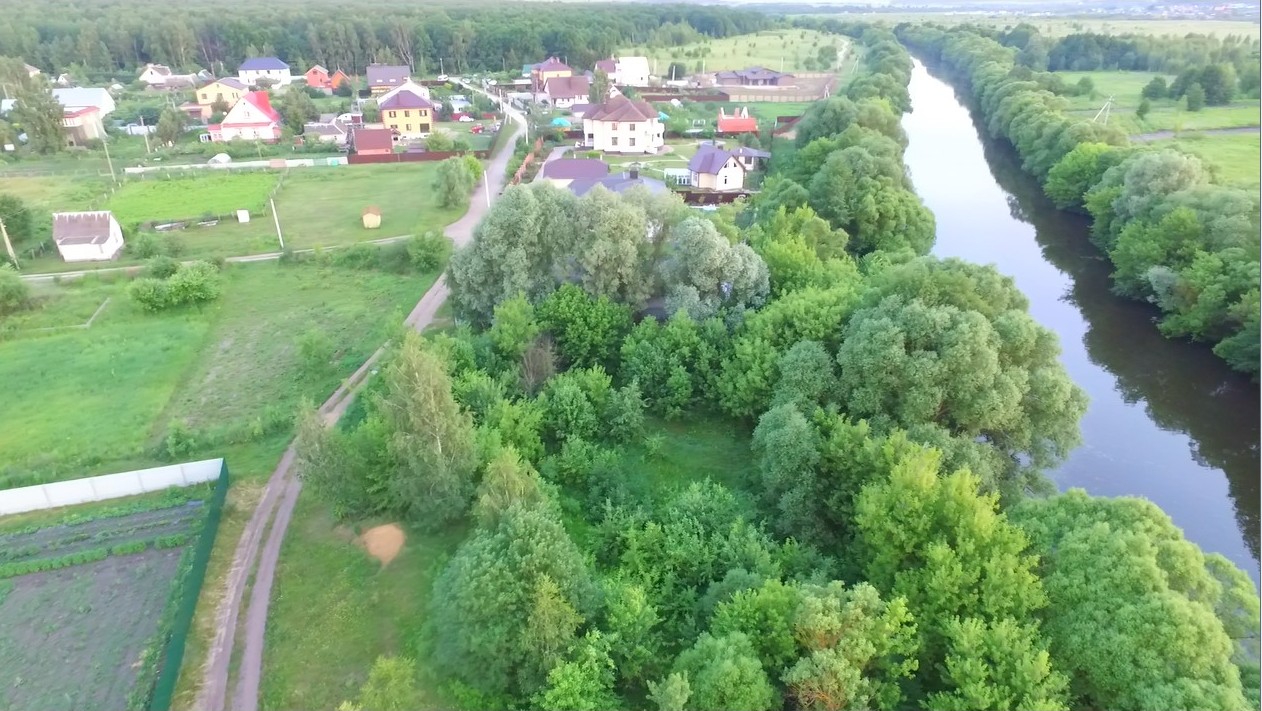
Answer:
[
  {"xmin": 0, "ymin": 259, "xmax": 439, "ymax": 488},
  {"xmin": 0, "ymin": 487, "xmax": 213, "ymax": 711},
  {"xmin": 106, "ymin": 171, "xmax": 281, "ymax": 226},
  {"xmin": 622, "ymin": 29, "xmax": 849, "ymax": 74}
]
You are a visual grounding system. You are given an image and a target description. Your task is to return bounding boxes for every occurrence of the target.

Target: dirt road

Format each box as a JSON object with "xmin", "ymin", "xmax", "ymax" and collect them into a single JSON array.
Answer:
[{"xmin": 195, "ymin": 92, "xmax": 525, "ymax": 711}]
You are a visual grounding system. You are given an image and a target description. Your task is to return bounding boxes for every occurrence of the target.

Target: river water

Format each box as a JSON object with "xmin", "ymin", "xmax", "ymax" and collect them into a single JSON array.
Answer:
[{"xmin": 901, "ymin": 60, "xmax": 1261, "ymax": 583}]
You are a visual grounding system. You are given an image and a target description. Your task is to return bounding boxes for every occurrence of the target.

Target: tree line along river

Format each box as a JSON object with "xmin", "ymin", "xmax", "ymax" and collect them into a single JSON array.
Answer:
[{"xmin": 902, "ymin": 60, "xmax": 1261, "ymax": 584}]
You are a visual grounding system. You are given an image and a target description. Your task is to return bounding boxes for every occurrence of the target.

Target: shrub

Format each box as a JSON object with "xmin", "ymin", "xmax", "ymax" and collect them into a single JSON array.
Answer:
[
  {"xmin": 0, "ymin": 263, "xmax": 30, "ymax": 316},
  {"xmin": 408, "ymin": 232, "xmax": 452, "ymax": 272},
  {"xmin": 427, "ymin": 130, "xmax": 456, "ymax": 152},
  {"xmin": 165, "ymin": 261, "xmax": 221, "ymax": 305},
  {"xmin": 128, "ymin": 277, "xmax": 172, "ymax": 312},
  {"xmin": 297, "ymin": 328, "xmax": 335, "ymax": 370},
  {"xmin": 144, "ymin": 255, "xmax": 180, "ymax": 279},
  {"xmin": 329, "ymin": 243, "xmax": 379, "ymax": 270},
  {"xmin": 163, "ymin": 420, "xmax": 198, "ymax": 459},
  {"xmin": 128, "ymin": 232, "xmax": 165, "ymax": 258}
]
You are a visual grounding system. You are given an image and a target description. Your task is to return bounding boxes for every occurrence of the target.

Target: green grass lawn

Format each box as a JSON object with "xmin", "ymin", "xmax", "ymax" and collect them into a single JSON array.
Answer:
[
  {"xmin": 1169, "ymin": 132, "xmax": 1262, "ymax": 190},
  {"xmin": 107, "ymin": 171, "xmax": 281, "ymax": 225},
  {"xmin": 0, "ymin": 260, "xmax": 436, "ymax": 487},
  {"xmin": 622, "ymin": 29, "xmax": 849, "ymax": 74},
  {"xmin": 1050, "ymin": 70, "xmax": 1261, "ymax": 136}
]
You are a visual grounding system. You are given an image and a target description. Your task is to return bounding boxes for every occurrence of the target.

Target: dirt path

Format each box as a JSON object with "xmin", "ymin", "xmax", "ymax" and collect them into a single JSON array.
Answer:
[
  {"xmin": 1129, "ymin": 125, "xmax": 1260, "ymax": 142},
  {"xmin": 195, "ymin": 89, "xmax": 525, "ymax": 711}
]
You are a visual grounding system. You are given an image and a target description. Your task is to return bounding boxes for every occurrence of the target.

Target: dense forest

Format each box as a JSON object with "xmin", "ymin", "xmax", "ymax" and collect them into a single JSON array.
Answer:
[
  {"xmin": 0, "ymin": 0, "xmax": 770, "ymax": 79},
  {"xmin": 898, "ymin": 25, "xmax": 1261, "ymax": 377},
  {"xmin": 298, "ymin": 27, "xmax": 1260, "ymax": 711}
]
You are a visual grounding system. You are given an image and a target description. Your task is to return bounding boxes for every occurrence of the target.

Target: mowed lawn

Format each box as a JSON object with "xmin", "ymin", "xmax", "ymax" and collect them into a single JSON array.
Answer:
[
  {"xmin": 107, "ymin": 171, "xmax": 280, "ymax": 225},
  {"xmin": 0, "ymin": 260, "xmax": 437, "ymax": 486},
  {"xmin": 1170, "ymin": 132, "xmax": 1262, "ymax": 190},
  {"xmin": 622, "ymin": 29, "xmax": 848, "ymax": 73}
]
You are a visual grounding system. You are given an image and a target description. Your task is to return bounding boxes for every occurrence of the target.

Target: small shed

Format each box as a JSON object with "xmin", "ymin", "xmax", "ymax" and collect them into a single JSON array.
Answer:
[
  {"xmin": 52, "ymin": 211, "xmax": 125, "ymax": 262},
  {"xmin": 362, "ymin": 206, "xmax": 381, "ymax": 229}
]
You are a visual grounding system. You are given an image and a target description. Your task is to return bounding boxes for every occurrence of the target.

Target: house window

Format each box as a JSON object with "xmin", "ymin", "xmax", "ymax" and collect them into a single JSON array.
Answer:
[
  {"xmin": 389, "ymin": 111, "xmax": 397, "ymax": 118},
  {"xmin": 629, "ymin": 123, "xmax": 636, "ymax": 132},
  {"xmin": 406, "ymin": 124, "xmax": 412, "ymax": 131},
  {"xmin": 611, "ymin": 136, "xmax": 618, "ymax": 147},
  {"xmin": 201, "ymin": 93, "xmax": 208, "ymax": 101},
  {"xmin": 629, "ymin": 137, "xmax": 636, "ymax": 147},
  {"xmin": 722, "ymin": 175, "xmax": 728, "ymax": 186},
  {"xmin": 404, "ymin": 110, "xmax": 411, "ymax": 117}
]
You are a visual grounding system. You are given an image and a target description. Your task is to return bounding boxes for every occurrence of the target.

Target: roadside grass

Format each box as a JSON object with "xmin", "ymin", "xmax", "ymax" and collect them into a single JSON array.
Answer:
[
  {"xmin": 1169, "ymin": 132, "xmax": 1262, "ymax": 190},
  {"xmin": 622, "ymin": 29, "xmax": 849, "ymax": 74},
  {"xmin": 259, "ymin": 496, "xmax": 467, "ymax": 711},
  {"xmin": 0, "ymin": 260, "xmax": 437, "ymax": 487},
  {"xmin": 106, "ymin": 171, "xmax": 281, "ymax": 225},
  {"xmin": 827, "ymin": 13, "xmax": 1261, "ymax": 39},
  {"xmin": 0, "ymin": 175, "xmax": 105, "ymax": 211}
]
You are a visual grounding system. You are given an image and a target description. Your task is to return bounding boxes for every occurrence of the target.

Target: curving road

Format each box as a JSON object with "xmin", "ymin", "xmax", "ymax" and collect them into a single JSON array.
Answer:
[{"xmin": 194, "ymin": 86, "xmax": 526, "ymax": 711}]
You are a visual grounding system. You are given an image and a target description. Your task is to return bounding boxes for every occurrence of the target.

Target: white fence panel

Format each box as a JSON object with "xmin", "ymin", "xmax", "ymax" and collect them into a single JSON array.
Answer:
[{"xmin": 0, "ymin": 458, "xmax": 223, "ymax": 516}]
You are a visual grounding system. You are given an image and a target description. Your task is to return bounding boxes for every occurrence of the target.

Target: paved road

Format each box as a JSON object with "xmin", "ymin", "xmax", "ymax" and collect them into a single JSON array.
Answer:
[
  {"xmin": 196, "ymin": 88, "xmax": 526, "ymax": 711},
  {"xmin": 1129, "ymin": 125, "xmax": 1259, "ymax": 142}
]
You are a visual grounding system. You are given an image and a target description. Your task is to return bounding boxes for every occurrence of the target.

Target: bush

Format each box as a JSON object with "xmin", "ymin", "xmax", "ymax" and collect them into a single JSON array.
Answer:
[
  {"xmin": 0, "ymin": 263, "xmax": 30, "ymax": 316},
  {"xmin": 128, "ymin": 277, "xmax": 172, "ymax": 312},
  {"xmin": 129, "ymin": 261, "xmax": 221, "ymax": 312},
  {"xmin": 144, "ymin": 255, "xmax": 180, "ymax": 279},
  {"xmin": 408, "ymin": 232, "xmax": 452, "ymax": 271},
  {"xmin": 128, "ymin": 232, "xmax": 166, "ymax": 259},
  {"xmin": 427, "ymin": 130, "xmax": 456, "ymax": 152},
  {"xmin": 297, "ymin": 328, "xmax": 335, "ymax": 370}
]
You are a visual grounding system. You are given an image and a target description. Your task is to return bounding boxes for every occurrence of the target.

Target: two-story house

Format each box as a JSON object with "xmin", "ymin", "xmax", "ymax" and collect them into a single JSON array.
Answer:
[
  {"xmin": 582, "ymin": 95, "xmax": 663, "ymax": 154},
  {"xmin": 593, "ymin": 56, "xmax": 651, "ymax": 87},
  {"xmin": 209, "ymin": 91, "xmax": 282, "ymax": 142},
  {"xmin": 687, "ymin": 143, "xmax": 747, "ymax": 191},
  {"xmin": 539, "ymin": 75, "xmax": 590, "ymax": 109},
  {"xmin": 530, "ymin": 57, "xmax": 572, "ymax": 92},
  {"xmin": 379, "ymin": 86, "xmax": 434, "ymax": 138},
  {"xmin": 61, "ymin": 106, "xmax": 106, "ymax": 146},
  {"xmin": 367, "ymin": 64, "xmax": 411, "ymax": 95},
  {"xmin": 190, "ymin": 78, "xmax": 247, "ymax": 120},
  {"xmin": 237, "ymin": 57, "xmax": 292, "ymax": 87}
]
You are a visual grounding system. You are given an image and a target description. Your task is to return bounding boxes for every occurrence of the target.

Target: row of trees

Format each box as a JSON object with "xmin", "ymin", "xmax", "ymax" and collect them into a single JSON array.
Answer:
[
  {"xmin": 298, "ymin": 23, "xmax": 1258, "ymax": 711},
  {"xmin": 1000, "ymin": 25, "xmax": 1260, "ymax": 79},
  {"xmin": 0, "ymin": 1, "xmax": 769, "ymax": 80},
  {"xmin": 899, "ymin": 26, "xmax": 1260, "ymax": 376}
]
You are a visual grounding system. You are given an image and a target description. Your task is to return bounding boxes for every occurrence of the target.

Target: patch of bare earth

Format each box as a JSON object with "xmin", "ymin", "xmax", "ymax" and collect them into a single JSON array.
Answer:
[{"xmin": 359, "ymin": 524, "xmax": 405, "ymax": 567}]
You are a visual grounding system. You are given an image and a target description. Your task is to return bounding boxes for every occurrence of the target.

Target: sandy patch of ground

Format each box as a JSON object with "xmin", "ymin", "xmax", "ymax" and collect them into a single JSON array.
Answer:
[{"xmin": 359, "ymin": 523, "xmax": 405, "ymax": 567}]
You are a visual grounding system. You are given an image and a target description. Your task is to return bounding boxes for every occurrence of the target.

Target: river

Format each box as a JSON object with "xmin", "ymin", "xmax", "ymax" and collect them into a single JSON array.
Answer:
[{"xmin": 901, "ymin": 60, "xmax": 1261, "ymax": 583}]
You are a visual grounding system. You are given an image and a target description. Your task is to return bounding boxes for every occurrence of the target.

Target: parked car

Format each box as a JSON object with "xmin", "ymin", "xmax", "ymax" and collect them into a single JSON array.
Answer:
[
  {"xmin": 458, "ymin": 115, "xmax": 474, "ymax": 123},
  {"xmin": 437, "ymin": 73, "xmax": 449, "ymax": 81}
]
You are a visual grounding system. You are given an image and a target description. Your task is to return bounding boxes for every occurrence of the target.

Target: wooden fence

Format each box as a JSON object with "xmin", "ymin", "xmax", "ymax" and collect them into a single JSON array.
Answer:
[
  {"xmin": 510, "ymin": 137, "xmax": 546, "ymax": 185},
  {"xmin": 347, "ymin": 148, "xmax": 491, "ymax": 165}
]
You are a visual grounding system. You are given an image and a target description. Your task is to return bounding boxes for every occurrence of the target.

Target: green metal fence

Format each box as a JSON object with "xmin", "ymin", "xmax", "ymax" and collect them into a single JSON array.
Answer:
[{"xmin": 148, "ymin": 460, "xmax": 230, "ymax": 711}]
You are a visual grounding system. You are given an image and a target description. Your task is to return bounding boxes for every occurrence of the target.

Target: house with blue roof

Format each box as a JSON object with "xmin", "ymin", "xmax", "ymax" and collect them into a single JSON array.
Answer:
[{"xmin": 237, "ymin": 57, "xmax": 292, "ymax": 87}]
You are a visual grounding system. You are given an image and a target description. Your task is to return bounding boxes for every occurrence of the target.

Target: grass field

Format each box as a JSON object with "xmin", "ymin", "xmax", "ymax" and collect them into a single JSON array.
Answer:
[
  {"xmin": 107, "ymin": 172, "xmax": 280, "ymax": 225},
  {"xmin": 622, "ymin": 29, "xmax": 849, "ymax": 74},
  {"xmin": 821, "ymin": 13, "xmax": 1261, "ymax": 39},
  {"xmin": 0, "ymin": 492, "xmax": 210, "ymax": 711},
  {"xmin": 1169, "ymin": 132, "xmax": 1262, "ymax": 190},
  {"xmin": 257, "ymin": 414, "xmax": 752, "ymax": 711},
  {"xmin": 1049, "ymin": 70, "xmax": 1261, "ymax": 136},
  {"xmin": 0, "ymin": 260, "xmax": 437, "ymax": 487}
]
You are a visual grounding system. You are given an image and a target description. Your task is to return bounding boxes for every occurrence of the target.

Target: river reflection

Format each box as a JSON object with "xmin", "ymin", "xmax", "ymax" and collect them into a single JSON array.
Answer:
[{"xmin": 902, "ymin": 60, "xmax": 1260, "ymax": 582}]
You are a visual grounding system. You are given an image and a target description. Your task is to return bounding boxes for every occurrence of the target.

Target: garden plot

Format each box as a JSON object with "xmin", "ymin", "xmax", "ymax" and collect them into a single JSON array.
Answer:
[
  {"xmin": 0, "ymin": 494, "xmax": 208, "ymax": 711},
  {"xmin": 106, "ymin": 171, "xmax": 280, "ymax": 226}
]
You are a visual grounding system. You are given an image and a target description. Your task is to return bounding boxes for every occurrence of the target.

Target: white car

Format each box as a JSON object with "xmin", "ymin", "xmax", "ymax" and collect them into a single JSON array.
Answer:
[
  {"xmin": 458, "ymin": 115, "xmax": 475, "ymax": 123},
  {"xmin": 437, "ymin": 74, "xmax": 449, "ymax": 81}
]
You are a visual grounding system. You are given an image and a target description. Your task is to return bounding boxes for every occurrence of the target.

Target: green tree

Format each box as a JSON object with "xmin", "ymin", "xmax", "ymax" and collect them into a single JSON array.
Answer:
[
  {"xmin": 589, "ymin": 69, "xmax": 611, "ymax": 104},
  {"xmin": 661, "ymin": 217, "xmax": 769, "ymax": 320},
  {"xmin": 471, "ymin": 444, "xmax": 546, "ymax": 528},
  {"xmin": 154, "ymin": 105, "xmax": 186, "ymax": 146},
  {"xmin": 1074, "ymin": 76, "xmax": 1094, "ymax": 96},
  {"xmin": 426, "ymin": 129, "xmax": 455, "ymax": 151},
  {"xmin": 488, "ymin": 293, "xmax": 538, "ymax": 361},
  {"xmin": 373, "ymin": 332, "xmax": 478, "ymax": 528},
  {"xmin": 1135, "ymin": 98, "xmax": 1151, "ymax": 120},
  {"xmin": 12, "ymin": 81, "xmax": 66, "ymax": 153},
  {"xmin": 1185, "ymin": 81, "xmax": 1206, "ymax": 111},
  {"xmin": 925, "ymin": 618, "xmax": 1069, "ymax": 711},
  {"xmin": 536, "ymin": 283, "xmax": 632, "ymax": 370},
  {"xmin": 1197, "ymin": 64, "xmax": 1237, "ymax": 106},
  {"xmin": 434, "ymin": 155, "xmax": 475, "ymax": 208},
  {"xmin": 647, "ymin": 673, "xmax": 691, "ymax": 711},
  {"xmin": 1012, "ymin": 490, "xmax": 1258, "ymax": 711},
  {"xmin": 1141, "ymin": 76, "xmax": 1168, "ymax": 100},
  {"xmin": 1044, "ymin": 142, "xmax": 1132, "ymax": 211},
  {"xmin": 672, "ymin": 632, "xmax": 778, "ymax": 711},
  {"xmin": 0, "ymin": 263, "xmax": 30, "ymax": 315},
  {"xmin": 602, "ymin": 580, "xmax": 664, "ymax": 690},
  {"xmin": 342, "ymin": 656, "xmax": 423, "ymax": 711},
  {"xmin": 532, "ymin": 631, "xmax": 620, "ymax": 711},
  {"xmin": 430, "ymin": 503, "xmax": 595, "ymax": 700},
  {"xmin": 279, "ymin": 86, "xmax": 319, "ymax": 133},
  {"xmin": 0, "ymin": 193, "xmax": 34, "ymax": 255},
  {"xmin": 573, "ymin": 186, "xmax": 654, "ymax": 307}
]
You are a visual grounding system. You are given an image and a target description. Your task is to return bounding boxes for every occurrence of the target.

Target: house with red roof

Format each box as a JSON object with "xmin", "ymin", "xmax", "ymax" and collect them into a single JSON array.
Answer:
[
  {"xmin": 379, "ymin": 86, "xmax": 434, "ymax": 137},
  {"xmin": 351, "ymin": 127, "xmax": 395, "ymax": 155},
  {"xmin": 717, "ymin": 106, "xmax": 758, "ymax": 134},
  {"xmin": 209, "ymin": 91, "xmax": 282, "ymax": 142}
]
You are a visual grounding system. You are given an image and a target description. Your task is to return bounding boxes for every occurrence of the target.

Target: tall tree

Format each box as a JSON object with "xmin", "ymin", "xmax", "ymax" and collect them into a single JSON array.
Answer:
[
  {"xmin": 11, "ymin": 80, "xmax": 65, "ymax": 153},
  {"xmin": 154, "ymin": 105, "xmax": 186, "ymax": 146}
]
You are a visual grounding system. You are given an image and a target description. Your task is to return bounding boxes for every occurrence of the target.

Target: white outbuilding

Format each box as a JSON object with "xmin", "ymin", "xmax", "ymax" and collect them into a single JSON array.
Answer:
[{"xmin": 52, "ymin": 211, "xmax": 125, "ymax": 262}]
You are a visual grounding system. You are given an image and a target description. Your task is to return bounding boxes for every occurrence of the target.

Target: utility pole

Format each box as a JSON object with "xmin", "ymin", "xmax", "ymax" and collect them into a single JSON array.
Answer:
[
  {"xmin": 483, "ymin": 169, "xmax": 490, "ymax": 208},
  {"xmin": 0, "ymin": 218, "xmax": 18, "ymax": 269},
  {"xmin": 102, "ymin": 135, "xmax": 117, "ymax": 184},
  {"xmin": 270, "ymin": 197, "xmax": 285, "ymax": 249},
  {"xmin": 139, "ymin": 113, "xmax": 151, "ymax": 153},
  {"xmin": 439, "ymin": 57, "xmax": 445, "ymax": 76}
]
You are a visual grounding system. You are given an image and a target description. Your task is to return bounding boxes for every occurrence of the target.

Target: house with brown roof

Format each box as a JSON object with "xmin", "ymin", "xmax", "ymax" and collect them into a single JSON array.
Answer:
[
  {"xmin": 379, "ymin": 87, "xmax": 433, "ymax": 137},
  {"xmin": 52, "ymin": 211, "xmax": 124, "ymax": 262},
  {"xmin": 582, "ymin": 95, "xmax": 663, "ymax": 154},
  {"xmin": 531, "ymin": 57, "xmax": 573, "ymax": 92},
  {"xmin": 352, "ymin": 126, "xmax": 395, "ymax": 155},
  {"xmin": 367, "ymin": 64, "xmax": 411, "ymax": 95},
  {"xmin": 539, "ymin": 75, "xmax": 590, "ymax": 109},
  {"xmin": 715, "ymin": 67, "xmax": 794, "ymax": 87},
  {"xmin": 688, "ymin": 143, "xmax": 746, "ymax": 191}
]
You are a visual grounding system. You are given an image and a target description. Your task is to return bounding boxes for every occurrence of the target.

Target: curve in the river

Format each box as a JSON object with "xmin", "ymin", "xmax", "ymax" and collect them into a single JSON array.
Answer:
[{"xmin": 901, "ymin": 60, "xmax": 1260, "ymax": 582}]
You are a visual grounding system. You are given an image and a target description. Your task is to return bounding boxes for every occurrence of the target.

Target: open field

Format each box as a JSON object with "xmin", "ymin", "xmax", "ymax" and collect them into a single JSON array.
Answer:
[
  {"xmin": 1048, "ymin": 70, "xmax": 1261, "ymax": 136},
  {"xmin": 107, "ymin": 172, "xmax": 280, "ymax": 225},
  {"xmin": 0, "ymin": 490, "xmax": 211, "ymax": 711},
  {"xmin": 1168, "ymin": 132, "xmax": 1262, "ymax": 190},
  {"xmin": 622, "ymin": 29, "xmax": 849, "ymax": 74},
  {"xmin": 0, "ymin": 260, "xmax": 438, "ymax": 487},
  {"xmin": 818, "ymin": 13, "xmax": 1261, "ymax": 39}
]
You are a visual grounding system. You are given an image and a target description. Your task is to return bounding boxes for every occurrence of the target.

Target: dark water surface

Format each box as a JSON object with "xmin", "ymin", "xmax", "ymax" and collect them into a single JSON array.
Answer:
[{"xmin": 902, "ymin": 60, "xmax": 1261, "ymax": 582}]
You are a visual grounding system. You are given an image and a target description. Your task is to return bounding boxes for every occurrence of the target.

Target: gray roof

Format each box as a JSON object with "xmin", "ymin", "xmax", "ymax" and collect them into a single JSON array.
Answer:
[
  {"xmin": 570, "ymin": 171, "xmax": 668, "ymax": 197},
  {"xmin": 542, "ymin": 158, "xmax": 609, "ymax": 180},
  {"xmin": 53, "ymin": 211, "xmax": 116, "ymax": 245},
  {"xmin": 367, "ymin": 64, "xmax": 410, "ymax": 87},
  {"xmin": 239, "ymin": 57, "xmax": 289, "ymax": 71},
  {"xmin": 688, "ymin": 144, "xmax": 738, "ymax": 176},
  {"xmin": 732, "ymin": 146, "xmax": 771, "ymax": 159},
  {"xmin": 304, "ymin": 122, "xmax": 347, "ymax": 137}
]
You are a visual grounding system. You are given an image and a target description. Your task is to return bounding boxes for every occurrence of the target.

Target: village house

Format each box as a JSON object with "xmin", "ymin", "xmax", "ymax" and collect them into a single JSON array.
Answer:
[
  {"xmin": 539, "ymin": 75, "xmax": 590, "ymax": 109},
  {"xmin": 715, "ymin": 67, "xmax": 794, "ymax": 87},
  {"xmin": 716, "ymin": 106, "xmax": 758, "ymax": 134},
  {"xmin": 731, "ymin": 145, "xmax": 771, "ymax": 171},
  {"xmin": 540, "ymin": 158, "xmax": 609, "ymax": 190},
  {"xmin": 351, "ymin": 126, "xmax": 395, "ymax": 155},
  {"xmin": 688, "ymin": 143, "xmax": 747, "ymax": 191},
  {"xmin": 569, "ymin": 167, "xmax": 669, "ymax": 197},
  {"xmin": 305, "ymin": 65, "xmax": 349, "ymax": 91},
  {"xmin": 52, "ymin": 88, "xmax": 115, "ymax": 118},
  {"xmin": 582, "ymin": 95, "xmax": 663, "ymax": 154},
  {"xmin": 208, "ymin": 91, "xmax": 282, "ymax": 142},
  {"xmin": 530, "ymin": 57, "xmax": 573, "ymax": 92},
  {"xmin": 367, "ymin": 64, "xmax": 411, "ymax": 95},
  {"xmin": 138, "ymin": 63, "xmax": 173, "ymax": 86},
  {"xmin": 379, "ymin": 86, "xmax": 433, "ymax": 138},
  {"xmin": 303, "ymin": 119, "xmax": 349, "ymax": 147},
  {"xmin": 237, "ymin": 57, "xmax": 292, "ymax": 87},
  {"xmin": 61, "ymin": 106, "xmax": 106, "ymax": 146},
  {"xmin": 593, "ymin": 56, "xmax": 651, "ymax": 87},
  {"xmin": 187, "ymin": 77, "xmax": 247, "ymax": 121},
  {"xmin": 52, "ymin": 211, "xmax": 124, "ymax": 262}
]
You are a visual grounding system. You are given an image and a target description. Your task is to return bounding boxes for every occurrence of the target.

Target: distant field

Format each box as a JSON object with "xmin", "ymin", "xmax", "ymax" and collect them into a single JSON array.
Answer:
[
  {"xmin": 1171, "ymin": 132, "xmax": 1262, "ymax": 190},
  {"xmin": 1051, "ymin": 70, "xmax": 1261, "ymax": 136},
  {"xmin": 820, "ymin": 13, "xmax": 1261, "ymax": 39},
  {"xmin": 621, "ymin": 29, "xmax": 849, "ymax": 74},
  {"xmin": 107, "ymin": 172, "xmax": 279, "ymax": 225}
]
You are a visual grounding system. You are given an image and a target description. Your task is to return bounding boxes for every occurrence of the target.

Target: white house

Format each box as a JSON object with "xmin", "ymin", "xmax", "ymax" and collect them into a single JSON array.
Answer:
[
  {"xmin": 687, "ymin": 143, "xmax": 746, "ymax": 191},
  {"xmin": 51, "ymin": 88, "xmax": 116, "ymax": 117},
  {"xmin": 138, "ymin": 63, "xmax": 173, "ymax": 86},
  {"xmin": 208, "ymin": 91, "xmax": 282, "ymax": 142},
  {"xmin": 594, "ymin": 56, "xmax": 651, "ymax": 87},
  {"xmin": 52, "ymin": 211, "xmax": 124, "ymax": 262},
  {"xmin": 582, "ymin": 95, "xmax": 663, "ymax": 154},
  {"xmin": 539, "ymin": 75, "xmax": 590, "ymax": 109},
  {"xmin": 237, "ymin": 57, "xmax": 292, "ymax": 87}
]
